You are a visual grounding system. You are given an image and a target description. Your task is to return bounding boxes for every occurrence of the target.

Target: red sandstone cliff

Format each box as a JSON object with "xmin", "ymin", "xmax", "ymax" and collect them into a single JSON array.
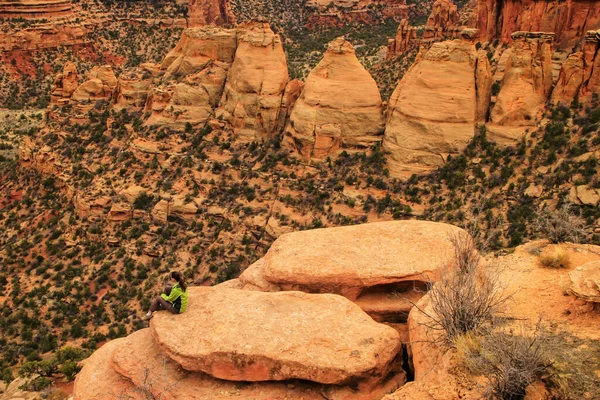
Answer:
[
  {"xmin": 477, "ymin": 0, "xmax": 600, "ymax": 49},
  {"xmin": 187, "ymin": 0, "xmax": 236, "ymax": 27}
]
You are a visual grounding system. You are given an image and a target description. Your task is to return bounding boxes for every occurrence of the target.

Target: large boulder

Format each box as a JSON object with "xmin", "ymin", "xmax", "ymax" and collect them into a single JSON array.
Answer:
[
  {"xmin": 283, "ymin": 37, "xmax": 384, "ymax": 159},
  {"xmin": 73, "ymin": 338, "xmax": 141, "ymax": 399},
  {"xmin": 216, "ymin": 21, "xmax": 289, "ymax": 140},
  {"xmin": 257, "ymin": 220, "xmax": 467, "ymax": 299},
  {"xmin": 569, "ymin": 261, "xmax": 600, "ymax": 303},
  {"xmin": 150, "ymin": 287, "xmax": 401, "ymax": 384},
  {"xmin": 383, "ymin": 38, "xmax": 491, "ymax": 178}
]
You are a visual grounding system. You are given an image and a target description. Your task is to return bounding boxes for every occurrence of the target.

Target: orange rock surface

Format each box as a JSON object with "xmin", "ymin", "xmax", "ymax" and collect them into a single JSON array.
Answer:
[
  {"xmin": 283, "ymin": 37, "xmax": 384, "ymax": 159},
  {"xmin": 150, "ymin": 287, "xmax": 401, "ymax": 384}
]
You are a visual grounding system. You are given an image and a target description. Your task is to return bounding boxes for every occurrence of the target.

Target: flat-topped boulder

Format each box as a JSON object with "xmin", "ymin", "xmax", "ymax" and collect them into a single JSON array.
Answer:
[
  {"xmin": 260, "ymin": 220, "xmax": 467, "ymax": 299},
  {"xmin": 112, "ymin": 329, "xmax": 324, "ymax": 400},
  {"xmin": 73, "ymin": 338, "xmax": 141, "ymax": 400},
  {"xmin": 569, "ymin": 261, "xmax": 600, "ymax": 303},
  {"xmin": 150, "ymin": 287, "xmax": 401, "ymax": 384}
]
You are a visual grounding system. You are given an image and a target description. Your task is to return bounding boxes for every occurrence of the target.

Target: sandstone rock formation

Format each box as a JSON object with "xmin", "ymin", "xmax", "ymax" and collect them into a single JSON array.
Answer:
[
  {"xmin": 553, "ymin": 29, "xmax": 600, "ymax": 105},
  {"xmin": 0, "ymin": 23, "xmax": 87, "ymax": 52},
  {"xmin": 187, "ymin": 0, "xmax": 236, "ymax": 27},
  {"xmin": 71, "ymin": 66, "xmax": 118, "ymax": 103},
  {"xmin": 383, "ymin": 37, "xmax": 492, "ymax": 177},
  {"xmin": 283, "ymin": 37, "xmax": 384, "ymax": 159},
  {"xmin": 488, "ymin": 32, "xmax": 554, "ymax": 143},
  {"xmin": 0, "ymin": 0, "xmax": 72, "ymax": 19},
  {"xmin": 477, "ymin": 0, "xmax": 600, "ymax": 49},
  {"xmin": 50, "ymin": 61, "xmax": 78, "ymax": 106},
  {"xmin": 151, "ymin": 287, "xmax": 401, "ymax": 384},
  {"xmin": 387, "ymin": 19, "xmax": 417, "ymax": 56},
  {"xmin": 569, "ymin": 261, "xmax": 600, "ymax": 303},
  {"xmin": 143, "ymin": 26, "xmax": 237, "ymax": 127},
  {"xmin": 113, "ymin": 63, "xmax": 159, "ymax": 111},
  {"xmin": 423, "ymin": 0, "xmax": 459, "ymax": 41},
  {"xmin": 216, "ymin": 22, "xmax": 289, "ymax": 140}
]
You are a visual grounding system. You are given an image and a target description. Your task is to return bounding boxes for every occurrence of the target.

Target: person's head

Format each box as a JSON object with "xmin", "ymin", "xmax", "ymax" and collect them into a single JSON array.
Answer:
[{"xmin": 171, "ymin": 271, "xmax": 187, "ymax": 291}]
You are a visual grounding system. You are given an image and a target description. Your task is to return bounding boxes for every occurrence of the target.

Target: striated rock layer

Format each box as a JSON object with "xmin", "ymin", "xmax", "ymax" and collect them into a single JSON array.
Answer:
[
  {"xmin": 216, "ymin": 21, "xmax": 289, "ymax": 140},
  {"xmin": 284, "ymin": 37, "xmax": 384, "ymax": 159},
  {"xmin": 477, "ymin": 0, "xmax": 600, "ymax": 49},
  {"xmin": 150, "ymin": 287, "xmax": 401, "ymax": 384},
  {"xmin": 0, "ymin": 23, "xmax": 88, "ymax": 52},
  {"xmin": 383, "ymin": 36, "xmax": 492, "ymax": 177},
  {"xmin": 0, "ymin": 0, "xmax": 72, "ymax": 19}
]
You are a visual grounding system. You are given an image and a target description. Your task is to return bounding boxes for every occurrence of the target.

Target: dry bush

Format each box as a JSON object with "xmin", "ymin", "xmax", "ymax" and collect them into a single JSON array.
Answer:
[
  {"xmin": 457, "ymin": 324, "xmax": 552, "ymax": 400},
  {"xmin": 533, "ymin": 204, "xmax": 587, "ymax": 244},
  {"xmin": 416, "ymin": 231, "xmax": 509, "ymax": 344},
  {"xmin": 537, "ymin": 247, "xmax": 571, "ymax": 269}
]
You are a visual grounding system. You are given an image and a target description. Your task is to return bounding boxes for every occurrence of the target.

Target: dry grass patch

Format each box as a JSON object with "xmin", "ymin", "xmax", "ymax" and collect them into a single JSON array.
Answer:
[{"xmin": 538, "ymin": 247, "xmax": 571, "ymax": 269}]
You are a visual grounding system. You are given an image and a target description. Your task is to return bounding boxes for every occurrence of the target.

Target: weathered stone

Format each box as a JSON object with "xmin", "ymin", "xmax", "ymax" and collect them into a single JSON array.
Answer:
[
  {"xmin": 150, "ymin": 287, "xmax": 401, "ymax": 384},
  {"xmin": 260, "ymin": 220, "xmax": 467, "ymax": 299},
  {"xmin": 284, "ymin": 37, "xmax": 384, "ymax": 160},
  {"xmin": 569, "ymin": 261, "xmax": 600, "ymax": 302}
]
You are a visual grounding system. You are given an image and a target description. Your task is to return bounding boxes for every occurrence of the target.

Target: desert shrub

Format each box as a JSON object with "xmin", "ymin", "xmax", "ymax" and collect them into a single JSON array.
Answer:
[
  {"xmin": 457, "ymin": 325, "xmax": 552, "ymax": 400},
  {"xmin": 533, "ymin": 204, "xmax": 587, "ymax": 244},
  {"xmin": 419, "ymin": 232, "xmax": 509, "ymax": 344},
  {"xmin": 537, "ymin": 247, "xmax": 571, "ymax": 269}
]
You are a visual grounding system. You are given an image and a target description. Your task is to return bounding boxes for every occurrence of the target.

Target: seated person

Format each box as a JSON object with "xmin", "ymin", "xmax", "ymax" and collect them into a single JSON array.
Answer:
[{"xmin": 144, "ymin": 271, "xmax": 188, "ymax": 320}]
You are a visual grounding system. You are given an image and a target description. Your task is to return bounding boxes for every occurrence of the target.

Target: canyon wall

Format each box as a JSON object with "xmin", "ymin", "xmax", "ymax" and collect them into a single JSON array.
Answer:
[
  {"xmin": 187, "ymin": 0, "xmax": 236, "ymax": 27},
  {"xmin": 477, "ymin": 0, "xmax": 600, "ymax": 49}
]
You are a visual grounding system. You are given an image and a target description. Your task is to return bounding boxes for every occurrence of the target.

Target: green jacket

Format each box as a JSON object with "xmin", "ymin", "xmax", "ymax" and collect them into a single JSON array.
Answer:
[{"xmin": 161, "ymin": 283, "xmax": 188, "ymax": 313}]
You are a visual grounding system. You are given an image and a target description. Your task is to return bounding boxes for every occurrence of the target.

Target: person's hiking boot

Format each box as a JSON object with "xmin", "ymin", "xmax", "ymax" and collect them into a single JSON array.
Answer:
[{"xmin": 142, "ymin": 313, "xmax": 153, "ymax": 321}]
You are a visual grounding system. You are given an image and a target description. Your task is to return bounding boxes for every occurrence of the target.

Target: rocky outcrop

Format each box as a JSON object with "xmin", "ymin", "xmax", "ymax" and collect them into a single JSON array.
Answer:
[
  {"xmin": 569, "ymin": 260, "xmax": 600, "ymax": 303},
  {"xmin": 553, "ymin": 29, "xmax": 600, "ymax": 105},
  {"xmin": 488, "ymin": 32, "xmax": 554, "ymax": 143},
  {"xmin": 71, "ymin": 65, "xmax": 117, "ymax": 103},
  {"xmin": 216, "ymin": 22, "xmax": 289, "ymax": 140},
  {"xmin": 387, "ymin": 19, "xmax": 417, "ymax": 56},
  {"xmin": 477, "ymin": 0, "xmax": 600, "ymax": 49},
  {"xmin": 50, "ymin": 61, "xmax": 78, "ymax": 105},
  {"xmin": 0, "ymin": 0, "xmax": 72, "ymax": 19},
  {"xmin": 187, "ymin": 0, "xmax": 236, "ymax": 27},
  {"xmin": 113, "ymin": 63, "xmax": 159, "ymax": 111},
  {"xmin": 151, "ymin": 287, "xmax": 401, "ymax": 384},
  {"xmin": 383, "ymin": 37, "xmax": 492, "ymax": 177},
  {"xmin": 283, "ymin": 37, "xmax": 384, "ymax": 159},
  {"xmin": 0, "ymin": 23, "xmax": 87, "ymax": 52},
  {"xmin": 423, "ymin": 0, "xmax": 460, "ymax": 41}
]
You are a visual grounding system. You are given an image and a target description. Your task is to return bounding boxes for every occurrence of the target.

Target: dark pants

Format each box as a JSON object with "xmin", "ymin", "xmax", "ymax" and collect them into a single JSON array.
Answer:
[{"xmin": 149, "ymin": 284, "xmax": 178, "ymax": 314}]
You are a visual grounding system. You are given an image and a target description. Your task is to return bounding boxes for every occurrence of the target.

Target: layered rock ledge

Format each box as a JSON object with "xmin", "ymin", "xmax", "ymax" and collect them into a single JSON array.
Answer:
[{"xmin": 150, "ymin": 287, "xmax": 401, "ymax": 384}]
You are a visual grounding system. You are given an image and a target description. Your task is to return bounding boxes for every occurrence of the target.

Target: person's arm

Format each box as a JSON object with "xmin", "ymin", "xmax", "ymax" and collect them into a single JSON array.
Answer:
[{"xmin": 161, "ymin": 285, "xmax": 181, "ymax": 302}]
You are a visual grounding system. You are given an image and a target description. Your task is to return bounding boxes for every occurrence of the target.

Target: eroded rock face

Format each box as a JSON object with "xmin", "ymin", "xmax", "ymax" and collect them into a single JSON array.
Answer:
[
  {"xmin": 216, "ymin": 22, "xmax": 289, "ymax": 141},
  {"xmin": 569, "ymin": 260, "xmax": 600, "ymax": 302},
  {"xmin": 388, "ymin": 19, "xmax": 417, "ymax": 56},
  {"xmin": 50, "ymin": 61, "xmax": 78, "ymax": 105},
  {"xmin": 283, "ymin": 37, "xmax": 384, "ymax": 159},
  {"xmin": 71, "ymin": 66, "xmax": 117, "ymax": 103},
  {"xmin": 0, "ymin": 23, "xmax": 87, "ymax": 52},
  {"xmin": 477, "ymin": 0, "xmax": 600, "ymax": 49},
  {"xmin": 113, "ymin": 63, "xmax": 160, "ymax": 111},
  {"xmin": 423, "ymin": 0, "xmax": 460, "ymax": 41},
  {"xmin": 187, "ymin": 0, "xmax": 236, "ymax": 27},
  {"xmin": 383, "ymin": 38, "xmax": 491, "ymax": 177},
  {"xmin": 151, "ymin": 287, "xmax": 401, "ymax": 384},
  {"xmin": 555, "ymin": 29, "xmax": 600, "ymax": 105},
  {"xmin": 489, "ymin": 32, "xmax": 554, "ymax": 142}
]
